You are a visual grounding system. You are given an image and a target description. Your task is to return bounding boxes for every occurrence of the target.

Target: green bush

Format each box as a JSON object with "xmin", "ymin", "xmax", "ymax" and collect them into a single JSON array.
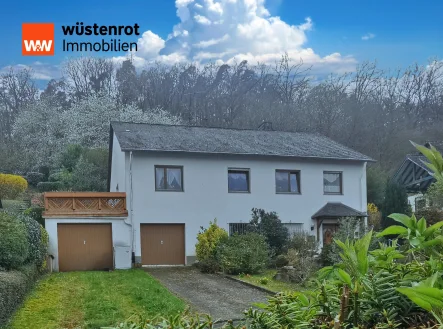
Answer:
[
  {"xmin": 36, "ymin": 181, "xmax": 63, "ymax": 192},
  {"xmin": 109, "ymin": 311, "xmax": 244, "ymax": 328},
  {"xmin": 249, "ymin": 208, "xmax": 288, "ymax": 255},
  {"xmin": 218, "ymin": 233, "xmax": 269, "ymax": 275},
  {"xmin": 195, "ymin": 220, "xmax": 228, "ymax": 273},
  {"xmin": 23, "ymin": 207, "xmax": 45, "ymax": 227},
  {"xmin": 275, "ymin": 254, "xmax": 289, "ymax": 268},
  {"xmin": 25, "ymin": 172, "xmax": 45, "ymax": 187},
  {"xmin": 0, "ymin": 264, "xmax": 39, "ymax": 327},
  {"xmin": 17, "ymin": 214, "xmax": 48, "ymax": 269},
  {"xmin": 0, "ymin": 212, "xmax": 29, "ymax": 270}
]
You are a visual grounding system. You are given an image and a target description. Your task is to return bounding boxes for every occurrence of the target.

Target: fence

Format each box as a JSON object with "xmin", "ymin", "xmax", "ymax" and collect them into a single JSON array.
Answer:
[{"xmin": 43, "ymin": 192, "xmax": 128, "ymax": 217}]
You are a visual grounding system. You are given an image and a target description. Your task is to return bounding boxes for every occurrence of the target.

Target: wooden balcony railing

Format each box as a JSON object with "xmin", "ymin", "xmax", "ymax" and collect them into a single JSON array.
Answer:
[{"xmin": 43, "ymin": 192, "xmax": 128, "ymax": 217}]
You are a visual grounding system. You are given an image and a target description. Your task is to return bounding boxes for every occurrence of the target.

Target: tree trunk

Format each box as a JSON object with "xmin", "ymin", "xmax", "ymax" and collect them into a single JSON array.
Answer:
[{"xmin": 0, "ymin": 199, "xmax": 3, "ymax": 209}]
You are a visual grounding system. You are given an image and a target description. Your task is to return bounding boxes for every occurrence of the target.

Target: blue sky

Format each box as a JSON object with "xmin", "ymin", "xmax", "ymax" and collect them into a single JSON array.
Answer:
[{"xmin": 1, "ymin": 0, "xmax": 442, "ymax": 82}]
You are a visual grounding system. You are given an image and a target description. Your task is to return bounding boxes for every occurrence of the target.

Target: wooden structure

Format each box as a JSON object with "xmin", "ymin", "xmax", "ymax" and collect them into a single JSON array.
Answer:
[
  {"xmin": 140, "ymin": 224, "xmax": 186, "ymax": 265},
  {"xmin": 44, "ymin": 192, "xmax": 128, "ymax": 217},
  {"xmin": 57, "ymin": 223, "xmax": 113, "ymax": 272}
]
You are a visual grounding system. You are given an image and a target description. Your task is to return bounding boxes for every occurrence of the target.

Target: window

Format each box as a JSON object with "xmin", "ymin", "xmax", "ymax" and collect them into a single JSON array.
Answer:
[
  {"xmin": 228, "ymin": 169, "xmax": 250, "ymax": 193},
  {"xmin": 323, "ymin": 171, "xmax": 343, "ymax": 194},
  {"xmin": 275, "ymin": 170, "xmax": 300, "ymax": 193},
  {"xmin": 155, "ymin": 166, "xmax": 183, "ymax": 191}
]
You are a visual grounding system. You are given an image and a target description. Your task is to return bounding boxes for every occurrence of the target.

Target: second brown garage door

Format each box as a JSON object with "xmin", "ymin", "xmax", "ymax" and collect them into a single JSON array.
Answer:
[
  {"xmin": 58, "ymin": 223, "xmax": 113, "ymax": 272},
  {"xmin": 140, "ymin": 224, "xmax": 185, "ymax": 265}
]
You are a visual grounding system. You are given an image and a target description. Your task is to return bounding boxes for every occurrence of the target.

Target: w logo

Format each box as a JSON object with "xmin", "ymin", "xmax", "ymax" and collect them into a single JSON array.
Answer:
[
  {"xmin": 22, "ymin": 23, "xmax": 54, "ymax": 56},
  {"xmin": 23, "ymin": 40, "xmax": 53, "ymax": 52}
]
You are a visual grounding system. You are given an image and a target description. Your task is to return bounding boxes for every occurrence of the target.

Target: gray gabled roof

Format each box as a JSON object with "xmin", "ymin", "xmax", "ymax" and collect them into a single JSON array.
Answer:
[
  {"xmin": 110, "ymin": 122, "xmax": 374, "ymax": 161},
  {"xmin": 311, "ymin": 202, "xmax": 367, "ymax": 219}
]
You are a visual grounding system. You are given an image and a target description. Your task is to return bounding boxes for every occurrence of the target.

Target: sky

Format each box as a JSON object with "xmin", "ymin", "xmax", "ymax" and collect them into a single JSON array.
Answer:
[{"xmin": 1, "ymin": 0, "xmax": 442, "ymax": 84}]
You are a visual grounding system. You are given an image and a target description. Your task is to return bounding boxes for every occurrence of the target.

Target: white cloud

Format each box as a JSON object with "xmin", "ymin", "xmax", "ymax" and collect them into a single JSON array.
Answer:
[
  {"xmin": 0, "ymin": 62, "xmax": 59, "ymax": 80},
  {"xmin": 361, "ymin": 33, "xmax": 375, "ymax": 41},
  {"xmin": 114, "ymin": 0, "xmax": 357, "ymax": 74}
]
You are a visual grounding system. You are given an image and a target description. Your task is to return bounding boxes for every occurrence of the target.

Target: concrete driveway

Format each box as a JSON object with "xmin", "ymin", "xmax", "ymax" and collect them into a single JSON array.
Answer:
[{"xmin": 145, "ymin": 267, "xmax": 271, "ymax": 321}]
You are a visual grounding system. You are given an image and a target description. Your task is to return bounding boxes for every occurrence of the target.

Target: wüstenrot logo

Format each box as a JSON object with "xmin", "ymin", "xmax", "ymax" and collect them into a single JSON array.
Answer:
[{"xmin": 22, "ymin": 23, "xmax": 54, "ymax": 56}]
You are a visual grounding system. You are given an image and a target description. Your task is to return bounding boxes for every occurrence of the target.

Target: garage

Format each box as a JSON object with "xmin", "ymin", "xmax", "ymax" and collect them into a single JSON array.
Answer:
[
  {"xmin": 140, "ymin": 224, "xmax": 185, "ymax": 265},
  {"xmin": 57, "ymin": 223, "xmax": 113, "ymax": 272}
]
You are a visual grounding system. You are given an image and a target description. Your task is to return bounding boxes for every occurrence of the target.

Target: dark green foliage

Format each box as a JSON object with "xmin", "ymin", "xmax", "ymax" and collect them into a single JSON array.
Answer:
[
  {"xmin": 0, "ymin": 212, "xmax": 29, "ymax": 270},
  {"xmin": 17, "ymin": 214, "xmax": 47, "ymax": 268},
  {"xmin": 0, "ymin": 264, "xmax": 39, "ymax": 327},
  {"xmin": 70, "ymin": 154, "xmax": 107, "ymax": 191},
  {"xmin": 275, "ymin": 254, "xmax": 289, "ymax": 268},
  {"xmin": 57, "ymin": 144, "xmax": 83, "ymax": 171},
  {"xmin": 415, "ymin": 207, "xmax": 443, "ymax": 226},
  {"xmin": 23, "ymin": 207, "xmax": 45, "ymax": 227},
  {"xmin": 24, "ymin": 172, "xmax": 45, "ymax": 187},
  {"xmin": 381, "ymin": 180, "xmax": 411, "ymax": 228},
  {"xmin": 366, "ymin": 166, "xmax": 387, "ymax": 208},
  {"xmin": 36, "ymin": 181, "xmax": 63, "ymax": 192},
  {"xmin": 49, "ymin": 145, "xmax": 108, "ymax": 192},
  {"xmin": 249, "ymin": 208, "xmax": 288, "ymax": 255},
  {"xmin": 218, "ymin": 233, "xmax": 269, "ymax": 274}
]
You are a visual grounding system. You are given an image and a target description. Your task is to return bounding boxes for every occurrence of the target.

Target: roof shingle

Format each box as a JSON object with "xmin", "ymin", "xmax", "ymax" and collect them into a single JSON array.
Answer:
[{"xmin": 111, "ymin": 122, "xmax": 374, "ymax": 162}]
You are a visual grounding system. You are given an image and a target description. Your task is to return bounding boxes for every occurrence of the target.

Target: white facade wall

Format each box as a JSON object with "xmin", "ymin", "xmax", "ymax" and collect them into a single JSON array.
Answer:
[
  {"xmin": 111, "ymin": 149, "xmax": 367, "ymax": 264},
  {"xmin": 110, "ymin": 134, "xmax": 127, "ymax": 193},
  {"xmin": 45, "ymin": 217, "xmax": 131, "ymax": 271}
]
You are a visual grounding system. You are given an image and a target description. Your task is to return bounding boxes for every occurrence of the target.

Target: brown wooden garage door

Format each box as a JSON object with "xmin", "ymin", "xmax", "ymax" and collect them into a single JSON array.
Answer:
[
  {"xmin": 140, "ymin": 224, "xmax": 185, "ymax": 265},
  {"xmin": 58, "ymin": 223, "xmax": 113, "ymax": 272}
]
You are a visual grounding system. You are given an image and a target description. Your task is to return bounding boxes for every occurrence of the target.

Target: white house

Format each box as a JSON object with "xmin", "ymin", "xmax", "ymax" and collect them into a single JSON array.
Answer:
[
  {"xmin": 44, "ymin": 122, "xmax": 373, "ymax": 271},
  {"xmin": 107, "ymin": 122, "xmax": 372, "ymax": 266},
  {"xmin": 393, "ymin": 142, "xmax": 441, "ymax": 212}
]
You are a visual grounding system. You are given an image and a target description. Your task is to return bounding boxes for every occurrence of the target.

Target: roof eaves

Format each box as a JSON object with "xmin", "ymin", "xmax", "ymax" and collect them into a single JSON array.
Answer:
[{"xmin": 118, "ymin": 147, "xmax": 375, "ymax": 162}]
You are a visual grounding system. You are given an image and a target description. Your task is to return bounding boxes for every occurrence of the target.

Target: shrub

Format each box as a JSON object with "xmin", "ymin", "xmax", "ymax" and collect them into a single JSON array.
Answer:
[
  {"xmin": 285, "ymin": 248, "xmax": 318, "ymax": 283},
  {"xmin": 249, "ymin": 208, "xmax": 288, "ymax": 255},
  {"xmin": 258, "ymin": 277, "xmax": 269, "ymax": 285},
  {"xmin": 195, "ymin": 220, "xmax": 228, "ymax": 261},
  {"xmin": 23, "ymin": 207, "xmax": 45, "ymax": 227},
  {"xmin": 288, "ymin": 231, "xmax": 318, "ymax": 257},
  {"xmin": 0, "ymin": 212, "xmax": 29, "ymax": 270},
  {"xmin": 0, "ymin": 174, "xmax": 28, "ymax": 207},
  {"xmin": 17, "ymin": 214, "xmax": 48, "ymax": 269},
  {"xmin": 0, "ymin": 264, "xmax": 39, "ymax": 327},
  {"xmin": 275, "ymin": 254, "xmax": 289, "ymax": 268},
  {"xmin": 25, "ymin": 172, "xmax": 45, "ymax": 187},
  {"xmin": 415, "ymin": 207, "xmax": 443, "ymax": 226},
  {"xmin": 218, "ymin": 233, "xmax": 269, "ymax": 275},
  {"xmin": 109, "ymin": 311, "xmax": 244, "ymax": 329},
  {"xmin": 36, "ymin": 181, "xmax": 63, "ymax": 192}
]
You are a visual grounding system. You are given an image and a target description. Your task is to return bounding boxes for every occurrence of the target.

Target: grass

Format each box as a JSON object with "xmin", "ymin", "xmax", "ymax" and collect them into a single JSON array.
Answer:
[
  {"xmin": 7, "ymin": 269, "xmax": 186, "ymax": 329},
  {"xmin": 235, "ymin": 270, "xmax": 302, "ymax": 292}
]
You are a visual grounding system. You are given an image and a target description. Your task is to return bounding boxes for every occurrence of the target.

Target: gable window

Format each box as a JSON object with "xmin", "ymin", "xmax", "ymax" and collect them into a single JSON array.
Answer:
[
  {"xmin": 155, "ymin": 166, "xmax": 183, "ymax": 191},
  {"xmin": 323, "ymin": 171, "xmax": 343, "ymax": 194},
  {"xmin": 275, "ymin": 170, "xmax": 300, "ymax": 194},
  {"xmin": 228, "ymin": 169, "xmax": 250, "ymax": 193}
]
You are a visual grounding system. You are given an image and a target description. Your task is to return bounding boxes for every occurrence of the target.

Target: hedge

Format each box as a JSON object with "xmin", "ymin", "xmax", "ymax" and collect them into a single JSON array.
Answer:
[
  {"xmin": 36, "ymin": 181, "xmax": 63, "ymax": 192},
  {"xmin": 0, "ymin": 212, "xmax": 29, "ymax": 270},
  {"xmin": 0, "ymin": 264, "xmax": 39, "ymax": 327}
]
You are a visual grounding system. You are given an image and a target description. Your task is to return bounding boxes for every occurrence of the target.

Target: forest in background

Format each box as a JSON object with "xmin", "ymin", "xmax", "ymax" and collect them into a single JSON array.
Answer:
[{"xmin": 1, "ymin": 54, "xmax": 442, "ymax": 194}]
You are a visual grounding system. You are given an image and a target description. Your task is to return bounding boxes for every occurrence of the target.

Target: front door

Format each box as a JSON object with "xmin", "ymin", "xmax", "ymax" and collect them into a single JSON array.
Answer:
[{"xmin": 322, "ymin": 224, "xmax": 339, "ymax": 245}]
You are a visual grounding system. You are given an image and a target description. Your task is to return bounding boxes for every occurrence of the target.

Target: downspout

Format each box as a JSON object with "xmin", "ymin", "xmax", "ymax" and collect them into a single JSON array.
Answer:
[{"xmin": 123, "ymin": 151, "xmax": 135, "ymax": 264}]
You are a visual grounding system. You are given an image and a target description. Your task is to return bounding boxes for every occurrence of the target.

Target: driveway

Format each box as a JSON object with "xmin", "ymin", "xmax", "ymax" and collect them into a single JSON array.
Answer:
[{"xmin": 145, "ymin": 267, "xmax": 271, "ymax": 321}]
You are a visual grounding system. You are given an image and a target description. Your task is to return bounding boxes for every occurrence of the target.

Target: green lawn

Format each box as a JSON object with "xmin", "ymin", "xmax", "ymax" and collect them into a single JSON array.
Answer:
[
  {"xmin": 236, "ymin": 270, "xmax": 302, "ymax": 292},
  {"xmin": 7, "ymin": 269, "xmax": 186, "ymax": 329}
]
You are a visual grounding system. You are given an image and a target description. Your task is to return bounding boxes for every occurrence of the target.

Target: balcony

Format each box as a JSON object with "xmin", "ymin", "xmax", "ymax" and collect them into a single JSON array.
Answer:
[{"xmin": 43, "ymin": 192, "xmax": 128, "ymax": 218}]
